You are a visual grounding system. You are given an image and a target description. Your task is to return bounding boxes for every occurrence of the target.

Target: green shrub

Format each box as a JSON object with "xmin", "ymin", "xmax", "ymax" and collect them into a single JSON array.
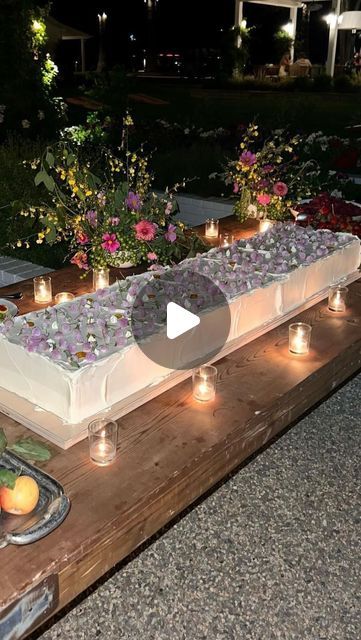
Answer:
[
  {"xmin": 333, "ymin": 75, "xmax": 358, "ymax": 93},
  {"xmin": 312, "ymin": 74, "xmax": 332, "ymax": 92}
]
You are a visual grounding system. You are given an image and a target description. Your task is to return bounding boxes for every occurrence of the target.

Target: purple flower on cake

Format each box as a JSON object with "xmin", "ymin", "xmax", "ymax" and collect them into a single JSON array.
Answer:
[
  {"xmin": 239, "ymin": 151, "xmax": 257, "ymax": 168},
  {"xmin": 126, "ymin": 191, "xmax": 141, "ymax": 211},
  {"xmin": 134, "ymin": 220, "xmax": 157, "ymax": 242},
  {"xmin": 165, "ymin": 224, "xmax": 177, "ymax": 243},
  {"xmin": 273, "ymin": 182, "xmax": 288, "ymax": 197},
  {"xmin": 101, "ymin": 233, "xmax": 120, "ymax": 253}
]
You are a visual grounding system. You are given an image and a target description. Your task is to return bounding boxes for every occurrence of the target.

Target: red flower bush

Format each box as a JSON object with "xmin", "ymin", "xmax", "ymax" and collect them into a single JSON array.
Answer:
[{"xmin": 296, "ymin": 194, "xmax": 361, "ymax": 238}]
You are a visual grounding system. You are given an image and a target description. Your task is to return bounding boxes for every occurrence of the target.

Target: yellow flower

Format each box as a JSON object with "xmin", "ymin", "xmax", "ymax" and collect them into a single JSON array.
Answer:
[{"xmin": 16, "ymin": 240, "xmax": 22, "ymax": 247}]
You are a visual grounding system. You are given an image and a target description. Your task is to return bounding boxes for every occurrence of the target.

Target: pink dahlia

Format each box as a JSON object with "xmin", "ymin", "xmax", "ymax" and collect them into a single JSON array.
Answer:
[
  {"xmin": 273, "ymin": 181, "xmax": 288, "ymax": 197},
  {"xmin": 101, "ymin": 233, "xmax": 120, "ymax": 253},
  {"xmin": 134, "ymin": 220, "xmax": 157, "ymax": 241},
  {"xmin": 257, "ymin": 193, "xmax": 271, "ymax": 206}
]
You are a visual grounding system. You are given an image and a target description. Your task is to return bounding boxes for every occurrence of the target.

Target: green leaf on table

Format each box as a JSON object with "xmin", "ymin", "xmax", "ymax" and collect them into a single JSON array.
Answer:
[
  {"xmin": 8, "ymin": 437, "xmax": 52, "ymax": 462},
  {"xmin": 0, "ymin": 468, "xmax": 17, "ymax": 489},
  {"xmin": 0, "ymin": 428, "xmax": 7, "ymax": 456}
]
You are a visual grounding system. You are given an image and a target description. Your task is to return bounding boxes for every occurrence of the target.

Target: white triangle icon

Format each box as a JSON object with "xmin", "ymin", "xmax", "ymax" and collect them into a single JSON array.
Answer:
[{"xmin": 166, "ymin": 302, "xmax": 200, "ymax": 340}]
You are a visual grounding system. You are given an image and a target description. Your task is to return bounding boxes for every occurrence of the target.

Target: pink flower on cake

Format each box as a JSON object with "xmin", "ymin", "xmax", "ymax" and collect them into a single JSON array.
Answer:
[
  {"xmin": 147, "ymin": 252, "xmax": 158, "ymax": 261},
  {"xmin": 273, "ymin": 182, "xmax": 288, "ymax": 197},
  {"xmin": 101, "ymin": 233, "xmax": 120, "ymax": 253},
  {"xmin": 70, "ymin": 251, "xmax": 88, "ymax": 270},
  {"xmin": 134, "ymin": 220, "xmax": 157, "ymax": 241},
  {"xmin": 257, "ymin": 193, "xmax": 271, "ymax": 206},
  {"xmin": 76, "ymin": 230, "xmax": 89, "ymax": 245},
  {"xmin": 164, "ymin": 223, "xmax": 177, "ymax": 243}
]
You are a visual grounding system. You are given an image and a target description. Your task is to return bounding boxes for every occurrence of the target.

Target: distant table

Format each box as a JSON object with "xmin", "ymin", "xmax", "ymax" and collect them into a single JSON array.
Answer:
[{"xmin": 1, "ymin": 219, "xmax": 360, "ymax": 640}]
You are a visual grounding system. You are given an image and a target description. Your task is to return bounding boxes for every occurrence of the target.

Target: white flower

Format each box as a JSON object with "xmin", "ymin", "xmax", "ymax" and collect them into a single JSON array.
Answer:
[
  {"xmin": 184, "ymin": 128, "xmax": 190, "ymax": 135},
  {"xmin": 38, "ymin": 110, "xmax": 45, "ymax": 120},
  {"xmin": 331, "ymin": 189, "xmax": 343, "ymax": 198},
  {"xmin": 0, "ymin": 105, "xmax": 5, "ymax": 113},
  {"xmin": 247, "ymin": 204, "xmax": 258, "ymax": 218},
  {"xmin": 21, "ymin": 119, "xmax": 30, "ymax": 129}
]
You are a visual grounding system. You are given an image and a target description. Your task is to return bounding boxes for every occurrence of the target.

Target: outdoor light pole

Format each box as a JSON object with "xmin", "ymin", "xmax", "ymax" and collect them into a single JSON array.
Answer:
[
  {"xmin": 96, "ymin": 12, "xmax": 107, "ymax": 73},
  {"xmin": 325, "ymin": 0, "xmax": 341, "ymax": 76}
]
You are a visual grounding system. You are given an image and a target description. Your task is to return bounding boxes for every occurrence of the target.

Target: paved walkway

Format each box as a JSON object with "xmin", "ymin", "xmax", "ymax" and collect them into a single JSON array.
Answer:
[{"xmin": 34, "ymin": 373, "xmax": 361, "ymax": 640}]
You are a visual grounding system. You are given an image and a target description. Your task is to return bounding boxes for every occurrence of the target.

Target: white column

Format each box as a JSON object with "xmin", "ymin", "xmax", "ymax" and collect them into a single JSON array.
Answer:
[
  {"xmin": 235, "ymin": 0, "xmax": 243, "ymax": 48},
  {"xmin": 326, "ymin": 0, "xmax": 342, "ymax": 77},
  {"xmin": 289, "ymin": 7, "xmax": 298, "ymax": 62},
  {"xmin": 80, "ymin": 38, "xmax": 85, "ymax": 73}
]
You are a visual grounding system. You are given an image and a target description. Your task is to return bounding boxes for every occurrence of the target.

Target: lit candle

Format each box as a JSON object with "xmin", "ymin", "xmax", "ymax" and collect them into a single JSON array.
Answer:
[
  {"xmin": 33, "ymin": 275, "xmax": 52, "ymax": 304},
  {"xmin": 219, "ymin": 233, "xmax": 235, "ymax": 248},
  {"xmin": 328, "ymin": 286, "xmax": 348, "ymax": 312},
  {"xmin": 192, "ymin": 365, "xmax": 217, "ymax": 402},
  {"xmin": 205, "ymin": 218, "xmax": 219, "ymax": 238},
  {"xmin": 259, "ymin": 219, "xmax": 273, "ymax": 233},
  {"xmin": 93, "ymin": 268, "xmax": 110, "ymax": 291},
  {"xmin": 55, "ymin": 292, "xmax": 75, "ymax": 304},
  {"xmin": 289, "ymin": 322, "xmax": 312, "ymax": 355},
  {"xmin": 88, "ymin": 420, "xmax": 118, "ymax": 466}
]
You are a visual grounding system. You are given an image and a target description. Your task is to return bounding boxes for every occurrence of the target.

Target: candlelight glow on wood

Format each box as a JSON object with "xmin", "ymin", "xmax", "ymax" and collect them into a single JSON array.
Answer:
[
  {"xmin": 289, "ymin": 322, "xmax": 312, "ymax": 355},
  {"xmin": 88, "ymin": 419, "xmax": 118, "ymax": 466},
  {"xmin": 219, "ymin": 233, "xmax": 235, "ymax": 248},
  {"xmin": 259, "ymin": 219, "xmax": 273, "ymax": 233},
  {"xmin": 328, "ymin": 286, "xmax": 348, "ymax": 312},
  {"xmin": 55, "ymin": 292, "xmax": 75, "ymax": 304},
  {"xmin": 93, "ymin": 268, "xmax": 110, "ymax": 291},
  {"xmin": 205, "ymin": 218, "xmax": 219, "ymax": 238},
  {"xmin": 33, "ymin": 276, "xmax": 52, "ymax": 304},
  {"xmin": 192, "ymin": 365, "xmax": 217, "ymax": 402}
]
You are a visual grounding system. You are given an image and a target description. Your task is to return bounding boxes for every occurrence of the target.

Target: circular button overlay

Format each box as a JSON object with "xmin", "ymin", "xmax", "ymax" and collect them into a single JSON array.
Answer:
[{"xmin": 130, "ymin": 266, "xmax": 231, "ymax": 370}]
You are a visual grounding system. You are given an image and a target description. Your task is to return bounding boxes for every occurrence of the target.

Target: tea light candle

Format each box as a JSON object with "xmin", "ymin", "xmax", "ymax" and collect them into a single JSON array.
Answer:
[
  {"xmin": 192, "ymin": 365, "xmax": 217, "ymax": 402},
  {"xmin": 33, "ymin": 275, "xmax": 52, "ymax": 304},
  {"xmin": 55, "ymin": 292, "xmax": 75, "ymax": 304},
  {"xmin": 88, "ymin": 419, "xmax": 118, "ymax": 466},
  {"xmin": 93, "ymin": 268, "xmax": 110, "ymax": 291},
  {"xmin": 205, "ymin": 218, "xmax": 219, "ymax": 238},
  {"xmin": 259, "ymin": 218, "xmax": 273, "ymax": 233},
  {"xmin": 289, "ymin": 322, "xmax": 312, "ymax": 355},
  {"xmin": 328, "ymin": 286, "xmax": 348, "ymax": 312},
  {"xmin": 219, "ymin": 233, "xmax": 235, "ymax": 248}
]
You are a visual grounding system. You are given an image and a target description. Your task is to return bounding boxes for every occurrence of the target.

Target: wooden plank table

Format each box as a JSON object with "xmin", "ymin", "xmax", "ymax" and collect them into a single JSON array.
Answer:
[{"xmin": 0, "ymin": 220, "xmax": 360, "ymax": 639}]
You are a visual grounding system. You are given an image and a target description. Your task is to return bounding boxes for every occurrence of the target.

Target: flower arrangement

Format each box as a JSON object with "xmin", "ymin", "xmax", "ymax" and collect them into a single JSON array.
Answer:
[
  {"xmin": 223, "ymin": 125, "xmax": 338, "ymax": 224},
  {"xmin": 17, "ymin": 115, "xmax": 205, "ymax": 271}
]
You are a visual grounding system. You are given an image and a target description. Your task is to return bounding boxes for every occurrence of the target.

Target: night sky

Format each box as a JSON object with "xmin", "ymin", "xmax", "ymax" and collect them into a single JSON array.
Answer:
[{"xmin": 50, "ymin": 0, "xmax": 332, "ymax": 69}]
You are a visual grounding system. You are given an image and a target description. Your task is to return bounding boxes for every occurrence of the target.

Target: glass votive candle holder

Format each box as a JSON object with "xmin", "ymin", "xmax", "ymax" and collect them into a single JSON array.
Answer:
[
  {"xmin": 205, "ymin": 218, "xmax": 219, "ymax": 238},
  {"xmin": 219, "ymin": 233, "xmax": 235, "ymax": 248},
  {"xmin": 259, "ymin": 218, "xmax": 273, "ymax": 233},
  {"xmin": 55, "ymin": 292, "xmax": 75, "ymax": 304},
  {"xmin": 192, "ymin": 365, "xmax": 217, "ymax": 402},
  {"xmin": 88, "ymin": 418, "xmax": 118, "ymax": 466},
  {"xmin": 33, "ymin": 275, "xmax": 52, "ymax": 304},
  {"xmin": 328, "ymin": 285, "xmax": 348, "ymax": 312},
  {"xmin": 289, "ymin": 322, "xmax": 312, "ymax": 355},
  {"xmin": 93, "ymin": 268, "xmax": 110, "ymax": 291}
]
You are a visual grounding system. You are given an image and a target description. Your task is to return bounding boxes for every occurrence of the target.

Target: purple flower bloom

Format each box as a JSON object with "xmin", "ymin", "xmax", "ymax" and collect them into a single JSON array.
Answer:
[
  {"xmin": 165, "ymin": 223, "xmax": 177, "ymax": 243},
  {"xmin": 86, "ymin": 210, "xmax": 97, "ymax": 227},
  {"xmin": 126, "ymin": 191, "xmax": 141, "ymax": 211},
  {"xmin": 239, "ymin": 151, "xmax": 257, "ymax": 167}
]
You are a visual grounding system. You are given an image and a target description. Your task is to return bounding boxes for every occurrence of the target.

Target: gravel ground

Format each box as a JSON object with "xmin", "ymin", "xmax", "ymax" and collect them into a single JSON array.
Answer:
[{"xmin": 35, "ymin": 374, "xmax": 361, "ymax": 640}]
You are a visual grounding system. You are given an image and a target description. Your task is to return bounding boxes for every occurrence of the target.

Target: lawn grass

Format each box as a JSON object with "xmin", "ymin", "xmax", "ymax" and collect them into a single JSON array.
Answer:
[{"xmin": 130, "ymin": 80, "xmax": 361, "ymax": 136}]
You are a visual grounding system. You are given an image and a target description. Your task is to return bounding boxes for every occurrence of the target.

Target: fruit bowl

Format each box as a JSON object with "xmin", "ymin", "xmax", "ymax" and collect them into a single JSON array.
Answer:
[{"xmin": 0, "ymin": 450, "xmax": 70, "ymax": 547}]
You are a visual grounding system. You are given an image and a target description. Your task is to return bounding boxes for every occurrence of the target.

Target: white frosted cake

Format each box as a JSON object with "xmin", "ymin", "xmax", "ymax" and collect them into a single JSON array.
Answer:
[{"xmin": 0, "ymin": 223, "xmax": 359, "ymax": 424}]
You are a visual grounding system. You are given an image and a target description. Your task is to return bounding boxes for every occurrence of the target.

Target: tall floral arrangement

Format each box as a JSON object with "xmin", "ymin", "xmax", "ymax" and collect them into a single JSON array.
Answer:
[
  {"xmin": 224, "ymin": 125, "xmax": 324, "ymax": 223},
  {"xmin": 17, "ymin": 115, "xmax": 204, "ymax": 271}
]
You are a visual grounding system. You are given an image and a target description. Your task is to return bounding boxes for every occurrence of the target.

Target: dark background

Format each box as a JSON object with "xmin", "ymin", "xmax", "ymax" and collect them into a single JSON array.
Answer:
[{"xmin": 50, "ymin": 0, "xmax": 332, "ymax": 72}]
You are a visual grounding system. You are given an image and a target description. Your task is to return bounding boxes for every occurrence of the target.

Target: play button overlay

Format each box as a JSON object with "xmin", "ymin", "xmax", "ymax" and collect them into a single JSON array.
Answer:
[
  {"xmin": 166, "ymin": 302, "xmax": 200, "ymax": 339},
  {"xmin": 130, "ymin": 267, "xmax": 231, "ymax": 370}
]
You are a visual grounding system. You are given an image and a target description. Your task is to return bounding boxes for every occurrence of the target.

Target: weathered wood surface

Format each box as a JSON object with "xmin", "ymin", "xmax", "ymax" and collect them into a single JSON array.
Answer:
[{"xmin": 0, "ymin": 279, "xmax": 360, "ymax": 639}]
